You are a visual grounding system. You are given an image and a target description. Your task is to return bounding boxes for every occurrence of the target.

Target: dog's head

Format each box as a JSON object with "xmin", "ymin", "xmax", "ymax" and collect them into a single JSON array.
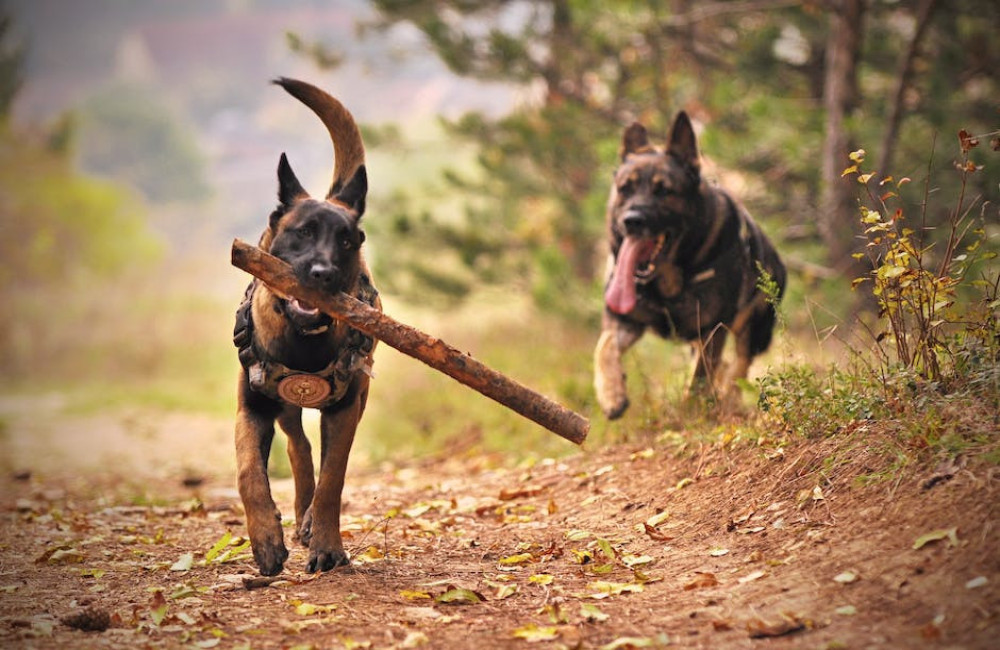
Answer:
[
  {"xmin": 259, "ymin": 78, "xmax": 368, "ymax": 333},
  {"xmin": 605, "ymin": 112, "xmax": 701, "ymax": 315}
]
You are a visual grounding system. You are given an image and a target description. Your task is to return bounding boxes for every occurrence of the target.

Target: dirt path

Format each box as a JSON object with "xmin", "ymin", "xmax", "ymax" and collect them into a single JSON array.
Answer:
[{"xmin": 0, "ymin": 409, "xmax": 997, "ymax": 649}]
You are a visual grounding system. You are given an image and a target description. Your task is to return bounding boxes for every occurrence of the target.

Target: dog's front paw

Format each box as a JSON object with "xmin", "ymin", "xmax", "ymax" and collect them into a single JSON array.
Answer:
[
  {"xmin": 305, "ymin": 547, "xmax": 350, "ymax": 573},
  {"xmin": 252, "ymin": 537, "xmax": 289, "ymax": 576},
  {"xmin": 602, "ymin": 397, "xmax": 630, "ymax": 420}
]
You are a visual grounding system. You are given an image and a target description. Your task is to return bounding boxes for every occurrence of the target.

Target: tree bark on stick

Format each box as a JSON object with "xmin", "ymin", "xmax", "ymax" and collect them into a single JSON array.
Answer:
[{"xmin": 231, "ymin": 239, "xmax": 589, "ymax": 446}]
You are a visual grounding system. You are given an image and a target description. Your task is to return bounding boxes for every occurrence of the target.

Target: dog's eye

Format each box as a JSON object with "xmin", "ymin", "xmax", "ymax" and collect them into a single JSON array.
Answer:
[
  {"xmin": 296, "ymin": 224, "xmax": 315, "ymax": 239},
  {"xmin": 618, "ymin": 180, "xmax": 635, "ymax": 196},
  {"xmin": 652, "ymin": 180, "xmax": 670, "ymax": 196},
  {"xmin": 339, "ymin": 235, "xmax": 355, "ymax": 250}
]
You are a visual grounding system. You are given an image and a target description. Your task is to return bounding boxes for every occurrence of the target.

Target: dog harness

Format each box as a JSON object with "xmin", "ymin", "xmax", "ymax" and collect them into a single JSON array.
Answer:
[{"xmin": 232, "ymin": 275, "xmax": 378, "ymax": 409}]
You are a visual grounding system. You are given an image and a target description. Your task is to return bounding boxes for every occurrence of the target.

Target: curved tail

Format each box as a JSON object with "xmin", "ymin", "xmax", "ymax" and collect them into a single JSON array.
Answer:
[{"xmin": 273, "ymin": 77, "xmax": 365, "ymax": 199}]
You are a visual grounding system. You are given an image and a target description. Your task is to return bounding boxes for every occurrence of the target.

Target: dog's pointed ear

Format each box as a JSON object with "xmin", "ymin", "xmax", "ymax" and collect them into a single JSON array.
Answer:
[
  {"xmin": 667, "ymin": 111, "xmax": 700, "ymax": 176},
  {"xmin": 329, "ymin": 164, "xmax": 367, "ymax": 218},
  {"xmin": 621, "ymin": 122, "xmax": 650, "ymax": 160},
  {"xmin": 277, "ymin": 153, "xmax": 307, "ymax": 207}
]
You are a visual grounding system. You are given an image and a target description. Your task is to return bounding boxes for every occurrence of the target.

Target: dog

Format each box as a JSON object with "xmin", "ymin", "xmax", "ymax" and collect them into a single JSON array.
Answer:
[
  {"xmin": 594, "ymin": 112, "xmax": 786, "ymax": 419},
  {"xmin": 232, "ymin": 78, "xmax": 378, "ymax": 575}
]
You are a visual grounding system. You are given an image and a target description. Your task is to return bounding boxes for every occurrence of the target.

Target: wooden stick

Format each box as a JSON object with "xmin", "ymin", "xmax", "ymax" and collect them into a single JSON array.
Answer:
[{"xmin": 231, "ymin": 239, "xmax": 589, "ymax": 445}]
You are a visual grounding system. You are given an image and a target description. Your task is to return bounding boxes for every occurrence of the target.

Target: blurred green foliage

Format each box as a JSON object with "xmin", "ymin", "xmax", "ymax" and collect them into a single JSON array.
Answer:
[{"xmin": 78, "ymin": 82, "xmax": 210, "ymax": 203}]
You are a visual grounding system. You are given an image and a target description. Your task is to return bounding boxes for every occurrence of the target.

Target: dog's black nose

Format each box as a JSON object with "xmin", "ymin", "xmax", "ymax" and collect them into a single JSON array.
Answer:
[
  {"xmin": 622, "ymin": 211, "xmax": 647, "ymax": 235},
  {"xmin": 308, "ymin": 262, "xmax": 337, "ymax": 288}
]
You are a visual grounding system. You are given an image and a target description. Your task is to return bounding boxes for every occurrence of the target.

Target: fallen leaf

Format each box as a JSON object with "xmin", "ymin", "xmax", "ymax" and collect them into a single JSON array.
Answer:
[
  {"xmin": 622, "ymin": 554, "xmax": 654, "ymax": 568},
  {"xmin": 675, "ymin": 477, "xmax": 693, "ymax": 489},
  {"xmin": 292, "ymin": 600, "xmax": 336, "ymax": 616},
  {"xmin": 400, "ymin": 631, "xmax": 429, "ymax": 648},
  {"xmin": 736, "ymin": 526, "xmax": 765, "ymax": 535},
  {"xmin": 564, "ymin": 529, "xmax": 592, "ymax": 541},
  {"xmin": 738, "ymin": 570, "xmax": 766, "ymax": 584},
  {"xmin": 684, "ymin": 572, "xmax": 718, "ymax": 590},
  {"xmin": 833, "ymin": 571, "xmax": 859, "ymax": 584},
  {"xmin": 965, "ymin": 576, "xmax": 988, "ymax": 589},
  {"xmin": 540, "ymin": 602, "xmax": 569, "ymax": 624},
  {"xmin": 645, "ymin": 511, "xmax": 671, "ymax": 528},
  {"xmin": 709, "ymin": 548, "xmax": 730, "ymax": 557},
  {"xmin": 37, "ymin": 546, "xmax": 84, "ymax": 565},
  {"xmin": 529, "ymin": 574, "xmax": 554, "ymax": 586},
  {"xmin": 580, "ymin": 602, "xmax": 610, "ymax": 622},
  {"xmin": 913, "ymin": 527, "xmax": 959, "ymax": 550},
  {"xmin": 495, "ymin": 583, "xmax": 518, "ymax": 600},
  {"xmin": 399, "ymin": 589, "xmax": 432, "ymax": 601},
  {"xmin": 435, "ymin": 588, "xmax": 482, "ymax": 605},
  {"xmin": 641, "ymin": 523, "xmax": 673, "ymax": 542},
  {"xmin": 354, "ymin": 546, "xmax": 385, "ymax": 563},
  {"xmin": 600, "ymin": 635, "xmax": 669, "ymax": 649},
  {"xmin": 630, "ymin": 448, "xmax": 654, "ymax": 461},
  {"xmin": 836, "ymin": 605, "xmax": 857, "ymax": 616},
  {"xmin": 595, "ymin": 538, "xmax": 617, "ymax": 562},
  {"xmin": 170, "ymin": 553, "xmax": 194, "ymax": 572},
  {"xmin": 585, "ymin": 580, "xmax": 644, "ymax": 599},
  {"xmin": 512, "ymin": 624, "xmax": 560, "ymax": 642},
  {"xmin": 746, "ymin": 612, "xmax": 807, "ymax": 638},
  {"xmin": 498, "ymin": 552, "xmax": 533, "ymax": 566}
]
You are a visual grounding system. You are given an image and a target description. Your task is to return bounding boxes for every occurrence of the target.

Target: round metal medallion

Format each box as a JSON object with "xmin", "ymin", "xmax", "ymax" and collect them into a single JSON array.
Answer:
[{"xmin": 277, "ymin": 374, "xmax": 331, "ymax": 408}]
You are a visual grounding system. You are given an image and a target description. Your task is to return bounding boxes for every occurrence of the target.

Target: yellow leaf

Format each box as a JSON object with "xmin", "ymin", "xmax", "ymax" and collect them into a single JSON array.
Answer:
[
  {"xmin": 498, "ymin": 552, "xmax": 534, "ymax": 566},
  {"xmin": 529, "ymin": 573, "xmax": 555, "ymax": 586},
  {"xmin": 645, "ymin": 511, "xmax": 671, "ymax": 528},
  {"xmin": 354, "ymin": 546, "xmax": 385, "ymax": 563},
  {"xmin": 580, "ymin": 603, "xmax": 610, "ymax": 622},
  {"xmin": 857, "ymin": 172, "xmax": 875, "ymax": 184},
  {"xmin": 436, "ymin": 588, "xmax": 482, "ymax": 605},
  {"xmin": 841, "ymin": 164, "xmax": 859, "ymax": 177},
  {"xmin": 512, "ymin": 624, "xmax": 559, "ymax": 642},
  {"xmin": 913, "ymin": 527, "xmax": 959, "ymax": 550},
  {"xmin": 849, "ymin": 148, "xmax": 866, "ymax": 163},
  {"xmin": 399, "ymin": 590, "xmax": 432, "ymax": 601}
]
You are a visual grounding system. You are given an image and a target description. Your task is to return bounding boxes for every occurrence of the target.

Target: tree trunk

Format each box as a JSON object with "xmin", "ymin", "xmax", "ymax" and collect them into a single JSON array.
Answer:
[
  {"xmin": 876, "ymin": 0, "xmax": 939, "ymax": 176},
  {"xmin": 818, "ymin": 0, "xmax": 865, "ymax": 272}
]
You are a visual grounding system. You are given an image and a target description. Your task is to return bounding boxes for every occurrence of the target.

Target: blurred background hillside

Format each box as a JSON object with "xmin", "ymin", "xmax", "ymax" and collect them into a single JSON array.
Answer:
[{"xmin": 0, "ymin": 0, "xmax": 996, "ymax": 477}]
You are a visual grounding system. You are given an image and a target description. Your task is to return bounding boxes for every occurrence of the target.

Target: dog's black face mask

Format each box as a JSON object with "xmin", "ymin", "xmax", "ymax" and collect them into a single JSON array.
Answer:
[
  {"xmin": 268, "ymin": 201, "xmax": 365, "ymax": 331},
  {"xmin": 263, "ymin": 154, "xmax": 368, "ymax": 333},
  {"xmin": 605, "ymin": 114, "xmax": 700, "ymax": 315}
]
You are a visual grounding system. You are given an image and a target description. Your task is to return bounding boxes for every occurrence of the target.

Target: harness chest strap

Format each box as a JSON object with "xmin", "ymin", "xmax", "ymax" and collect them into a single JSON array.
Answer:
[{"xmin": 233, "ymin": 275, "xmax": 378, "ymax": 409}]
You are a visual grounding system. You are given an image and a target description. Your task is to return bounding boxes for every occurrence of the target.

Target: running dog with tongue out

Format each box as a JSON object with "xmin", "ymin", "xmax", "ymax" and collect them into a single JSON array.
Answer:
[
  {"xmin": 594, "ymin": 112, "xmax": 786, "ymax": 419},
  {"xmin": 232, "ymin": 78, "xmax": 379, "ymax": 576}
]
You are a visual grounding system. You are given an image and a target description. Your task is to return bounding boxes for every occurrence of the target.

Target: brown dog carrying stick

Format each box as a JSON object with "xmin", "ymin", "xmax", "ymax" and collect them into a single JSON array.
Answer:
[
  {"xmin": 231, "ymin": 239, "xmax": 589, "ymax": 446},
  {"xmin": 232, "ymin": 78, "xmax": 375, "ymax": 575}
]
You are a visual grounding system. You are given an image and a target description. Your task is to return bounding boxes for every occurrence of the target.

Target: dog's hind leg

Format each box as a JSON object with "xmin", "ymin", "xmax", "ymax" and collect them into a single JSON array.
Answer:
[
  {"xmin": 594, "ymin": 317, "xmax": 644, "ymax": 419},
  {"xmin": 306, "ymin": 380, "xmax": 369, "ymax": 573},
  {"xmin": 277, "ymin": 407, "xmax": 316, "ymax": 547}
]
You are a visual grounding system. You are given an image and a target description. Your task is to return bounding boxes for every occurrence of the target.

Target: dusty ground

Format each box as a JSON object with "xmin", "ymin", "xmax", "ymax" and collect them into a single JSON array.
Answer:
[{"xmin": 0, "ymin": 405, "xmax": 997, "ymax": 649}]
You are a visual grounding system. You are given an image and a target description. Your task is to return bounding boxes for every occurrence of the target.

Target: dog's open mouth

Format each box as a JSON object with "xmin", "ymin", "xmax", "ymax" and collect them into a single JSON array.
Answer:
[
  {"xmin": 284, "ymin": 298, "xmax": 330, "ymax": 332},
  {"xmin": 605, "ymin": 234, "xmax": 666, "ymax": 315}
]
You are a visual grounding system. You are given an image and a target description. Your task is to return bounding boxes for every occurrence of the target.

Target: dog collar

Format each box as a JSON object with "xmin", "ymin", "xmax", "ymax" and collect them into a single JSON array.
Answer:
[{"xmin": 233, "ymin": 274, "xmax": 378, "ymax": 409}]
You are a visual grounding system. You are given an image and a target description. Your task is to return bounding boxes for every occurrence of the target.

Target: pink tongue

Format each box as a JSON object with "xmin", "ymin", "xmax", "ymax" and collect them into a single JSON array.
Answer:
[{"xmin": 605, "ymin": 238, "xmax": 646, "ymax": 314}]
